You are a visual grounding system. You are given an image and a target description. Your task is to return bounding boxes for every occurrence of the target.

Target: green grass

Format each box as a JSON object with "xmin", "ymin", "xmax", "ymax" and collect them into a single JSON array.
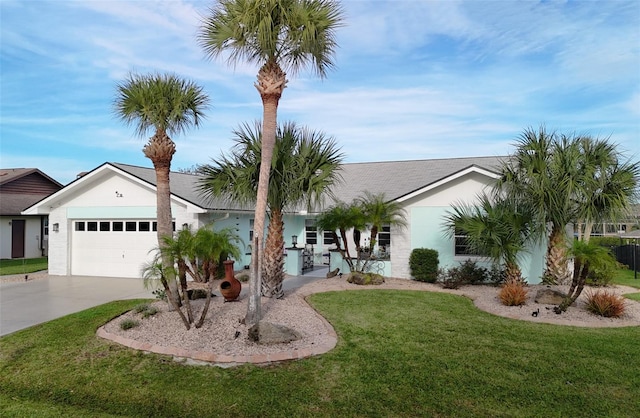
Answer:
[
  {"xmin": 612, "ymin": 267, "xmax": 640, "ymax": 289},
  {"xmin": 1, "ymin": 291, "xmax": 639, "ymax": 417},
  {"xmin": 0, "ymin": 257, "xmax": 48, "ymax": 276},
  {"xmin": 612, "ymin": 268, "xmax": 640, "ymax": 301}
]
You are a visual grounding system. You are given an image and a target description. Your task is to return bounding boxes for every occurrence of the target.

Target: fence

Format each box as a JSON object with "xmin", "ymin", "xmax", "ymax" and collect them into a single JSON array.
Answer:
[{"xmin": 613, "ymin": 245, "xmax": 640, "ymax": 272}]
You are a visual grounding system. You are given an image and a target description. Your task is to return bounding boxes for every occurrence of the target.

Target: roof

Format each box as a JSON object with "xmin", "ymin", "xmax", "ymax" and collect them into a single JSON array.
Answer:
[
  {"xmin": 115, "ymin": 156, "xmax": 505, "ymax": 211},
  {"xmin": 0, "ymin": 168, "xmax": 63, "ymax": 215},
  {"xmin": 23, "ymin": 156, "xmax": 506, "ymax": 215}
]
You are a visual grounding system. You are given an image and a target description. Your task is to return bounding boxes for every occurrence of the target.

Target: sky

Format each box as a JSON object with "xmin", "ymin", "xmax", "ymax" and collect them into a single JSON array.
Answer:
[{"xmin": 1, "ymin": 0, "xmax": 639, "ymax": 185}]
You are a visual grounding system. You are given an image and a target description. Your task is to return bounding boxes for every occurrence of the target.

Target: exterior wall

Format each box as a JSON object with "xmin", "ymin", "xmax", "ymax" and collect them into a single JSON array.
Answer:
[
  {"xmin": 392, "ymin": 172, "xmax": 546, "ymax": 284},
  {"xmin": 47, "ymin": 171, "xmax": 206, "ymax": 277},
  {"xmin": 0, "ymin": 216, "xmax": 45, "ymax": 259}
]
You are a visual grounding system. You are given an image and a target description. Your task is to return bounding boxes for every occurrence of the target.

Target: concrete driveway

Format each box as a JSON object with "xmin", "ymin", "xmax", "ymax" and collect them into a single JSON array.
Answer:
[
  {"xmin": 0, "ymin": 275, "xmax": 154, "ymax": 336},
  {"xmin": 0, "ymin": 268, "xmax": 327, "ymax": 337}
]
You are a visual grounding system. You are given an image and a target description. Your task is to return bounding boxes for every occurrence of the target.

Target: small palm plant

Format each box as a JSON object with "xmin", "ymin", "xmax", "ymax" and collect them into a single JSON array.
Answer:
[
  {"xmin": 142, "ymin": 225, "xmax": 242, "ymax": 330},
  {"xmin": 554, "ymin": 240, "xmax": 618, "ymax": 314}
]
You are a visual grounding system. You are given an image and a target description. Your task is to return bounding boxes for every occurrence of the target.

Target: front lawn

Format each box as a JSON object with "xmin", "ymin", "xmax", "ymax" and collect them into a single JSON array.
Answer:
[
  {"xmin": 0, "ymin": 257, "xmax": 48, "ymax": 276},
  {"xmin": 1, "ymin": 291, "xmax": 639, "ymax": 417}
]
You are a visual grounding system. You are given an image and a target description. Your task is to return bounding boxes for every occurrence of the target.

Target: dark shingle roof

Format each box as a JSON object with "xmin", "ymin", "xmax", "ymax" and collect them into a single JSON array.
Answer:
[{"xmin": 111, "ymin": 156, "xmax": 505, "ymax": 212}]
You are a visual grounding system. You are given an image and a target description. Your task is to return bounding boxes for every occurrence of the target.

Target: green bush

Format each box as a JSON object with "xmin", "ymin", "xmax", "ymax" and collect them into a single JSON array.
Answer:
[
  {"xmin": 119, "ymin": 318, "xmax": 140, "ymax": 330},
  {"xmin": 409, "ymin": 248, "xmax": 439, "ymax": 282},
  {"xmin": 437, "ymin": 259, "xmax": 501, "ymax": 288},
  {"xmin": 589, "ymin": 236, "xmax": 621, "ymax": 248}
]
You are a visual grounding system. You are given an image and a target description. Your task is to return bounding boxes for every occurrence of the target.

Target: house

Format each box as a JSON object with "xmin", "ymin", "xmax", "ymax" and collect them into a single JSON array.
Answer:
[
  {"xmin": 1, "ymin": 168, "xmax": 63, "ymax": 259},
  {"xmin": 23, "ymin": 158, "xmax": 546, "ymax": 282}
]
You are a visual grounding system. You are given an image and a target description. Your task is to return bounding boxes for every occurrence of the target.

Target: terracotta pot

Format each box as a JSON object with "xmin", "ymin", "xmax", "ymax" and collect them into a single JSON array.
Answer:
[{"xmin": 219, "ymin": 260, "xmax": 241, "ymax": 302}]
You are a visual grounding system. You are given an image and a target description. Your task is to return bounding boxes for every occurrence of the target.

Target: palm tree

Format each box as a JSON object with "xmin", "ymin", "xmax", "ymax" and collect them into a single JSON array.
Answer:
[
  {"xmin": 444, "ymin": 194, "xmax": 536, "ymax": 283},
  {"xmin": 316, "ymin": 201, "xmax": 363, "ymax": 271},
  {"xmin": 114, "ymin": 72, "xmax": 209, "ymax": 305},
  {"xmin": 554, "ymin": 239, "xmax": 618, "ymax": 314},
  {"xmin": 574, "ymin": 136, "xmax": 639, "ymax": 242},
  {"xmin": 198, "ymin": 121, "xmax": 343, "ymax": 298},
  {"xmin": 495, "ymin": 127, "xmax": 581, "ymax": 284},
  {"xmin": 147, "ymin": 226, "xmax": 242, "ymax": 330},
  {"xmin": 199, "ymin": 0, "xmax": 344, "ymax": 324},
  {"xmin": 357, "ymin": 192, "xmax": 407, "ymax": 253}
]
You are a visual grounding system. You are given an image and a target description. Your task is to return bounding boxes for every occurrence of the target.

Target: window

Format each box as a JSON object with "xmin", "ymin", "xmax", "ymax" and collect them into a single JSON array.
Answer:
[
  {"xmin": 323, "ymin": 230, "xmax": 334, "ymax": 245},
  {"xmin": 378, "ymin": 225, "xmax": 391, "ymax": 246},
  {"xmin": 305, "ymin": 219, "xmax": 317, "ymax": 245},
  {"xmin": 113, "ymin": 221, "xmax": 123, "ymax": 231},
  {"xmin": 249, "ymin": 219, "xmax": 254, "ymax": 242},
  {"xmin": 87, "ymin": 222, "xmax": 98, "ymax": 231},
  {"xmin": 152, "ymin": 222, "xmax": 175, "ymax": 232},
  {"xmin": 44, "ymin": 218, "xmax": 49, "ymax": 236},
  {"xmin": 125, "ymin": 222, "xmax": 137, "ymax": 232},
  {"xmin": 99, "ymin": 222, "xmax": 110, "ymax": 231},
  {"xmin": 454, "ymin": 229, "xmax": 485, "ymax": 256},
  {"xmin": 139, "ymin": 221, "xmax": 150, "ymax": 232},
  {"xmin": 75, "ymin": 222, "xmax": 85, "ymax": 231}
]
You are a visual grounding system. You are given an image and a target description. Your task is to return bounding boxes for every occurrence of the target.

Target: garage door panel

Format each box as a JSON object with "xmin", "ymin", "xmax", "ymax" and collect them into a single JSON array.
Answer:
[{"xmin": 72, "ymin": 228, "xmax": 159, "ymax": 278}]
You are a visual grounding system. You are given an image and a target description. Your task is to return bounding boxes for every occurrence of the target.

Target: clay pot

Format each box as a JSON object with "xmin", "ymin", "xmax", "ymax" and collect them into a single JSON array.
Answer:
[{"xmin": 219, "ymin": 260, "xmax": 241, "ymax": 302}]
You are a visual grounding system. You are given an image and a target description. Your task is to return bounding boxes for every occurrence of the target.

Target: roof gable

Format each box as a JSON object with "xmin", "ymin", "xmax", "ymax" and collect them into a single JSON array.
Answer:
[{"xmin": 0, "ymin": 168, "xmax": 64, "ymax": 215}]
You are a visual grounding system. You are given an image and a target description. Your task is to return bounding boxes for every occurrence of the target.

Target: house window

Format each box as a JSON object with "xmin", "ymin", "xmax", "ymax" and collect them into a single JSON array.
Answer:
[
  {"xmin": 151, "ymin": 222, "xmax": 175, "ymax": 232},
  {"xmin": 454, "ymin": 229, "xmax": 485, "ymax": 256},
  {"xmin": 249, "ymin": 219, "xmax": 254, "ymax": 242},
  {"xmin": 75, "ymin": 222, "xmax": 85, "ymax": 231},
  {"xmin": 323, "ymin": 230, "xmax": 334, "ymax": 245},
  {"xmin": 126, "ymin": 222, "xmax": 137, "ymax": 232},
  {"xmin": 139, "ymin": 221, "xmax": 151, "ymax": 232},
  {"xmin": 305, "ymin": 219, "xmax": 317, "ymax": 245},
  {"xmin": 113, "ymin": 221, "xmax": 123, "ymax": 231},
  {"xmin": 87, "ymin": 222, "xmax": 98, "ymax": 231},
  {"xmin": 99, "ymin": 222, "xmax": 110, "ymax": 231},
  {"xmin": 44, "ymin": 218, "xmax": 49, "ymax": 236},
  {"xmin": 378, "ymin": 224, "xmax": 391, "ymax": 246}
]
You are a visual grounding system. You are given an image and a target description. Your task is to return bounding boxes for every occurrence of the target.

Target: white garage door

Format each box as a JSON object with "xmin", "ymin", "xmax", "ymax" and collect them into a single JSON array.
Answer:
[{"xmin": 71, "ymin": 220, "xmax": 161, "ymax": 278}]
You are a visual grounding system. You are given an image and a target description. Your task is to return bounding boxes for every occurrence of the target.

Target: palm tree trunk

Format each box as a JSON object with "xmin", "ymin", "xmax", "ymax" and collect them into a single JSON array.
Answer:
[
  {"xmin": 262, "ymin": 208, "xmax": 285, "ymax": 298},
  {"xmin": 246, "ymin": 59, "xmax": 285, "ymax": 325},
  {"xmin": 195, "ymin": 269, "xmax": 216, "ymax": 328},
  {"xmin": 543, "ymin": 225, "xmax": 569, "ymax": 285},
  {"xmin": 145, "ymin": 131, "xmax": 180, "ymax": 309}
]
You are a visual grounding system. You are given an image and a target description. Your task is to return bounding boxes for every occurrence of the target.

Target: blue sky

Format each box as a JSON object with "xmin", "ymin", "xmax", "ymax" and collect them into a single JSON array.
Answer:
[{"xmin": 1, "ymin": 0, "xmax": 639, "ymax": 185}]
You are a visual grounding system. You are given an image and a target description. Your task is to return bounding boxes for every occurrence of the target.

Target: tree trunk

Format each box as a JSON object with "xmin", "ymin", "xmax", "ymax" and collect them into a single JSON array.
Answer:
[
  {"xmin": 144, "ymin": 131, "xmax": 180, "ymax": 309},
  {"xmin": 505, "ymin": 261, "xmax": 523, "ymax": 283},
  {"xmin": 262, "ymin": 208, "xmax": 285, "ymax": 298},
  {"xmin": 160, "ymin": 275, "xmax": 190, "ymax": 330},
  {"xmin": 246, "ymin": 60, "xmax": 286, "ymax": 325},
  {"xmin": 543, "ymin": 225, "xmax": 569, "ymax": 285},
  {"xmin": 195, "ymin": 268, "xmax": 216, "ymax": 328}
]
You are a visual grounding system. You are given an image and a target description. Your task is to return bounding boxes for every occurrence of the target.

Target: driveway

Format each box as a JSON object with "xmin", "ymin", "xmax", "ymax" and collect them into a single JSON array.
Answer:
[
  {"xmin": 0, "ymin": 275, "xmax": 154, "ymax": 336},
  {"xmin": 0, "ymin": 268, "xmax": 327, "ymax": 337}
]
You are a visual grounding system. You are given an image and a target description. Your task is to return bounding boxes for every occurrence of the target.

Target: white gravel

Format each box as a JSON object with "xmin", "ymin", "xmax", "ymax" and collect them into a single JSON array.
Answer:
[{"xmin": 100, "ymin": 277, "xmax": 640, "ymax": 359}]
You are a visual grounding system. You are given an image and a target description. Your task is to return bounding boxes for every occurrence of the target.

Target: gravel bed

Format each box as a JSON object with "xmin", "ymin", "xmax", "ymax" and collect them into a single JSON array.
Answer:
[{"xmin": 101, "ymin": 277, "xmax": 640, "ymax": 360}]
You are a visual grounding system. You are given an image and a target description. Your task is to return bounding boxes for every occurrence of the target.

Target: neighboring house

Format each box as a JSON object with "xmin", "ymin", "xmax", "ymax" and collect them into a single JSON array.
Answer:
[
  {"xmin": 1, "ymin": 168, "xmax": 63, "ymax": 259},
  {"xmin": 23, "ymin": 158, "xmax": 546, "ymax": 282}
]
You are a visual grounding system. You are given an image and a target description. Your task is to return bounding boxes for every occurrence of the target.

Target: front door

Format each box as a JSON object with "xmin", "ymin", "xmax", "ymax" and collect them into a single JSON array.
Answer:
[{"xmin": 11, "ymin": 219, "xmax": 25, "ymax": 258}]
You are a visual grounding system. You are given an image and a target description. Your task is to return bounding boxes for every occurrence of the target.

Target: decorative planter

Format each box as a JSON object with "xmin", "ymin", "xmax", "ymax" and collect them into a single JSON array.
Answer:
[{"xmin": 219, "ymin": 260, "xmax": 241, "ymax": 302}]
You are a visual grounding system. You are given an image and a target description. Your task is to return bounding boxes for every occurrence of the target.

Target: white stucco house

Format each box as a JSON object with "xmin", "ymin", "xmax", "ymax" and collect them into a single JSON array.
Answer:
[{"xmin": 23, "ymin": 157, "xmax": 545, "ymax": 283}]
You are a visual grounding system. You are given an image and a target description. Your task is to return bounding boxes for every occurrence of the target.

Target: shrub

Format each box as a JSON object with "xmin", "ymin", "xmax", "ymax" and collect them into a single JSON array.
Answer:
[
  {"xmin": 133, "ymin": 303, "xmax": 159, "ymax": 318},
  {"xmin": 134, "ymin": 303, "xmax": 151, "ymax": 313},
  {"xmin": 499, "ymin": 279, "xmax": 528, "ymax": 306},
  {"xmin": 409, "ymin": 248, "xmax": 439, "ymax": 283},
  {"xmin": 120, "ymin": 318, "xmax": 140, "ymax": 330},
  {"xmin": 437, "ymin": 260, "xmax": 501, "ymax": 288},
  {"xmin": 487, "ymin": 264, "xmax": 507, "ymax": 285},
  {"xmin": 585, "ymin": 290, "xmax": 626, "ymax": 318},
  {"xmin": 152, "ymin": 289, "xmax": 167, "ymax": 301},
  {"xmin": 589, "ymin": 236, "xmax": 621, "ymax": 248},
  {"xmin": 141, "ymin": 306, "xmax": 159, "ymax": 318}
]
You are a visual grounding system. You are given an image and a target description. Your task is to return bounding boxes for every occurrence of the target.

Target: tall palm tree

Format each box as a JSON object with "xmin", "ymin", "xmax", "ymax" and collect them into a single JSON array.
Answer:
[
  {"xmin": 198, "ymin": 121, "xmax": 343, "ymax": 298},
  {"xmin": 444, "ymin": 194, "xmax": 536, "ymax": 283},
  {"xmin": 495, "ymin": 127, "xmax": 581, "ymax": 284},
  {"xmin": 357, "ymin": 192, "xmax": 407, "ymax": 253},
  {"xmin": 574, "ymin": 136, "xmax": 639, "ymax": 242},
  {"xmin": 199, "ymin": 0, "xmax": 344, "ymax": 324},
  {"xmin": 114, "ymin": 73, "xmax": 209, "ymax": 305}
]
